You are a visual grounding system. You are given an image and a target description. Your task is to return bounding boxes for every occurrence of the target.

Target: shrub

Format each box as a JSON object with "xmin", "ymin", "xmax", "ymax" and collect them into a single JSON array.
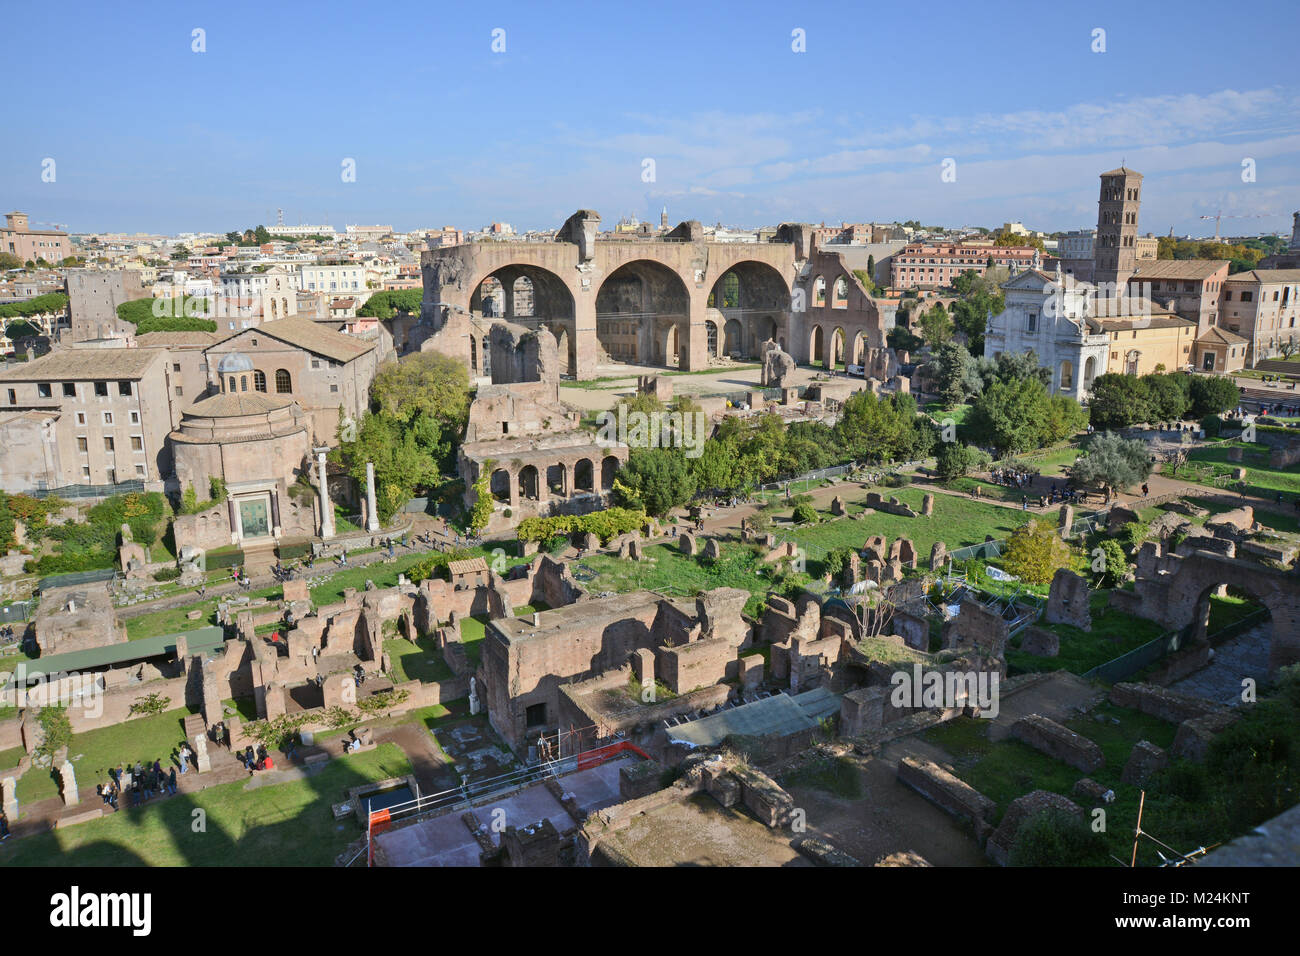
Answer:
[
  {"xmin": 1201, "ymin": 414, "xmax": 1222, "ymax": 438},
  {"xmin": 153, "ymin": 566, "xmax": 181, "ymax": 582},
  {"xmin": 1008, "ymin": 808, "xmax": 1110, "ymax": 867},
  {"xmin": 1001, "ymin": 519, "xmax": 1072, "ymax": 586},
  {"xmin": 1094, "ymin": 539, "xmax": 1130, "ymax": 588},
  {"xmin": 792, "ymin": 503, "xmax": 819, "ymax": 525}
]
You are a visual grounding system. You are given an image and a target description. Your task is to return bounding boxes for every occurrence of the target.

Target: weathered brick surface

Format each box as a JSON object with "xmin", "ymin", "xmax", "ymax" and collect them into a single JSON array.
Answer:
[
  {"xmin": 897, "ymin": 756, "xmax": 996, "ymax": 842},
  {"xmin": 1011, "ymin": 714, "xmax": 1104, "ymax": 773}
]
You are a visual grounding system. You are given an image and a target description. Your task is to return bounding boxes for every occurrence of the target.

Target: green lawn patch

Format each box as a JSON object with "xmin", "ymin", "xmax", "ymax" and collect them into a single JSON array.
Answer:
[
  {"xmin": 0, "ymin": 744, "xmax": 412, "ymax": 866},
  {"xmin": 384, "ymin": 635, "xmax": 454, "ymax": 684},
  {"xmin": 1006, "ymin": 591, "xmax": 1166, "ymax": 675}
]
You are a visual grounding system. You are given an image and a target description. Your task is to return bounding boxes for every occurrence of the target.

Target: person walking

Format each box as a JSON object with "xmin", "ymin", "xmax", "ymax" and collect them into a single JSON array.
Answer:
[{"xmin": 167, "ymin": 767, "xmax": 177, "ymax": 796}]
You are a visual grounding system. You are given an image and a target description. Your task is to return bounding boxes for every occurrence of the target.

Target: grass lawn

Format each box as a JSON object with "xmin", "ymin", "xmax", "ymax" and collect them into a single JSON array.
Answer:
[
  {"xmin": 924, "ymin": 702, "xmax": 1195, "ymax": 865},
  {"xmin": 1005, "ymin": 591, "xmax": 1167, "ymax": 676},
  {"xmin": 787, "ymin": 486, "xmax": 1029, "ymax": 556},
  {"xmin": 16, "ymin": 704, "xmax": 202, "ymax": 805},
  {"xmin": 1182, "ymin": 493, "xmax": 1300, "ymax": 535},
  {"xmin": 781, "ymin": 754, "xmax": 863, "ymax": 799},
  {"xmin": 576, "ymin": 541, "xmax": 789, "ymax": 615},
  {"xmin": 0, "ymin": 744, "xmax": 412, "ymax": 866},
  {"xmin": 1182, "ymin": 441, "xmax": 1300, "ymax": 498},
  {"xmin": 924, "ymin": 402, "xmax": 971, "ymax": 427},
  {"xmin": 384, "ymin": 635, "xmax": 454, "ymax": 684}
]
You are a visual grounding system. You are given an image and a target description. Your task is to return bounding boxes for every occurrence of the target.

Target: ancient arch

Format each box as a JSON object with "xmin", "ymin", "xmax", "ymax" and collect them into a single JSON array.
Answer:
[
  {"xmin": 574, "ymin": 458, "xmax": 594, "ymax": 493},
  {"xmin": 595, "ymin": 259, "xmax": 691, "ymax": 368},
  {"xmin": 832, "ymin": 277, "xmax": 849, "ymax": 309},
  {"xmin": 518, "ymin": 465, "xmax": 540, "ymax": 501},
  {"xmin": 1059, "ymin": 359, "xmax": 1074, "ymax": 392},
  {"xmin": 705, "ymin": 261, "xmax": 792, "ymax": 361},
  {"xmin": 851, "ymin": 331, "xmax": 866, "ymax": 367},
  {"xmin": 601, "ymin": 455, "xmax": 619, "ymax": 492},
  {"xmin": 810, "ymin": 325, "xmax": 825, "ymax": 364},
  {"xmin": 490, "ymin": 468, "xmax": 511, "ymax": 503},
  {"xmin": 1119, "ymin": 548, "xmax": 1300, "ymax": 674},
  {"xmin": 546, "ymin": 462, "xmax": 566, "ymax": 496},
  {"xmin": 830, "ymin": 327, "xmax": 846, "ymax": 368},
  {"xmin": 472, "ymin": 265, "xmax": 576, "ymax": 373}
]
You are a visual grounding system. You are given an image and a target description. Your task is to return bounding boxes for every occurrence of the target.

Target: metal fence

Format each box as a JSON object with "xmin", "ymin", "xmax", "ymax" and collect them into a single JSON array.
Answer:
[
  {"xmin": 1081, "ymin": 629, "xmax": 1186, "ymax": 684},
  {"xmin": 0, "ymin": 601, "xmax": 31, "ymax": 624}
]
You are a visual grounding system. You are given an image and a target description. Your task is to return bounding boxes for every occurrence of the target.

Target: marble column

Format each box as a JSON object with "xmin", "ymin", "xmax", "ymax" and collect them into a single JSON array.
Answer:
[
  {"xmin": 270, "ymin": 490, "xmax": 282, "ymax": 537},
  {"xmin": 365, "ymin": 460, "xmax": 380, "ymax": 532},
  {"xmin": 317, "ymin": 449, "xmax": 334, "ymax": 539}
]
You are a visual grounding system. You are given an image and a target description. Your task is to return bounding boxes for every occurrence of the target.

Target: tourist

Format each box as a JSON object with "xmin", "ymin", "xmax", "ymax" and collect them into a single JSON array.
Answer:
[
  {"xmin": 244, "ymin": 745, "xmax": 256, "ymax": 773},
  {"xmin": 1141, "ymin": 483, "xmax": 1149, "ymax": 497},
  {"xmin": 0, "ymin": 812, "xmax": 9, "ymax": 842},
  {"xmin": 167, "ymin": 767, "xmax": 177, "ymax": 796},
  {"xmin": 178, "ymin": 743, "xmax": 191, "ymax": 774}
]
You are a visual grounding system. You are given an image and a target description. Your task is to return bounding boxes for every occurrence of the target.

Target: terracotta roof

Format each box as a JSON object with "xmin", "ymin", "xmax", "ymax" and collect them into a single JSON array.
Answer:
[
  {"xmin": 182, "ymin": 392, "xmax": 296, "ymax": 418},
  {"xmin": 1196, "ymin": 326, "xmax": 1249, "ymax": 345},
  {"xmin": 223, "ymin": 315, "xmax": 373, "ymax": 364},
  {"xmin": 1224, "ymin": 269, "xmax": 1300, "ymax": 284},
  {"xmin": 1129, "ymin": 259, "xmax": 1229, "ymax": 280},
  {"xmin": 0, "ymin": 346, "xmax": 165, "ymax": 381},
  {"xmin": 1095, "ymin": 314, "xmax": 1196, "ymax": 332},
  {"xmin": 135, "ymin": 330, "xmax": 231, "ymax": 347},
  {"xmin": 447, "ymin": 557, "xmax": 489, "ymax": 577}
]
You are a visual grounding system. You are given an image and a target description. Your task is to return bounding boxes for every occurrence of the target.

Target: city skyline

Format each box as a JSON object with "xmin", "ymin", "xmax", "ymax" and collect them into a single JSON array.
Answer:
[{"xmin": 4, "ymin": 0, "xmax": 1298, "ymax": 237}]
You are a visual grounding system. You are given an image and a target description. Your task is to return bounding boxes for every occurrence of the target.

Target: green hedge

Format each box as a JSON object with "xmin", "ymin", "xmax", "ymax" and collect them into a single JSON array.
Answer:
[{"xmin": 515, "ymin": 507, "xmax": 648, "ymax": 544}]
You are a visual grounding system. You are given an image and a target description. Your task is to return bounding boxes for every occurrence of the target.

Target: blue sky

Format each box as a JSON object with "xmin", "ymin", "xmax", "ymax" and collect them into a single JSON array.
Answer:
[{"xmin": 5, "ymin": 0, "xmax": 1299, "ymax": 237}]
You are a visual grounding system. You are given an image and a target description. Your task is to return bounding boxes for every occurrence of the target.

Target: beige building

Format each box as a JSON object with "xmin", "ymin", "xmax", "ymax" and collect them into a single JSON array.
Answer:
[
  {"xmin": 202, "ymin": 315, "xmax": 383, "ymax": 445},
  {"xmin": 0, "ymin": 347, "xmax": 175, "ymax": 491},
  {"xmin": 2, "ymin": 212, "xmax": 69, "ymax": 264},
  {"xmin": 169, "ymin": 358, "xmax": 315, "ymax": 550},
  {"xmin": 134, "ymin": 329, "xmax": 230, "ymax": 405},
  {"xmin": 1220, "ymin": 269, "xmax": 1300, "ymax": 365},
  {"xmin": 1099, "ymin": 312, "xmax": 1198, "ymax": 377},
  {"xmin": 215, "ymin": 265, "xmax": 300, "ymax": 329}
]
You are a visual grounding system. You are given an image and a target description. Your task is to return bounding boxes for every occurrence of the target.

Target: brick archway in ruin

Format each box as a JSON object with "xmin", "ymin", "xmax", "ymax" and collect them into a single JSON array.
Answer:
[
  {"xmin": 421, "ymin": 212, "xmax": 799, "ymax": 380},
  {"xmin": 1116, "ymin": 547, "xmax": 1300, "ymax": 674}
]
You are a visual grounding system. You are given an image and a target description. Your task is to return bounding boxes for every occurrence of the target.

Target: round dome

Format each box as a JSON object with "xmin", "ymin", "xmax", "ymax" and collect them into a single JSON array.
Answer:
[{"xmin": 216, "ymin": 351, "xmax": 254, "ymax": 374}]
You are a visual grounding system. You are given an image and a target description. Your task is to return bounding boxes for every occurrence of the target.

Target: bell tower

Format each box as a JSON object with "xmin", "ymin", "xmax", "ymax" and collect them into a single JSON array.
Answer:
[{"xmin": 1093, "ymin": 166, "xmax": 1143, "ymax": 293}]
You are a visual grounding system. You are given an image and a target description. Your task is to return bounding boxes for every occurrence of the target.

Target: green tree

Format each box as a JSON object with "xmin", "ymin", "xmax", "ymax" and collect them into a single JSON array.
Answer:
[
  {"xmin": 935, "ymin": 442, "xmax": 988, "ymax": 481},
  {"xmin": 918, "ymin": 303, "xmax": 954, "ymax": 348},
  {"xmin": 614, "ymin": 447, "xmax": 695, "ymax": 517},
  {"xmin": 1008, "ymin": 808, "xmax": 1110, "ymax": 867},
  {"xmin": 1087, "ymin": 373, "xmax": 1152, "ymax": 429},
  {"xmin": 334, "ymin": 412, "xmax": 440, "ymax": 523},
  {"xmin": 1001, "ymin": 519, "xmax": 1071, "ymax": 586},
  {"xmin": 1068, "ymin": 431, "xmax": 1152, "ymax": 497},
  {"xmin": 369, "ymin": 351, "xmax": 470, "ymax": 430},
  {"xmin": 254, "ymin": 225, "xmax": 272, "ymax": 244},
  {"xmin": 1094, "ymin": 538, "xmax": 1130, "ymax": 588},
  {"xmin": 1188, "ymin": 375, "xmax": 1240, "ymax": 418},
  {"xmin": 0, "ymin": 252, "xmax": 22, "ymax": 270},
  {"xmin": 965, "ymin": 376, "xmax": 1053, "ymax": 455},
  {"xmin": 930, "ymin": 342, "xmax": 982, "ymax": 407}
]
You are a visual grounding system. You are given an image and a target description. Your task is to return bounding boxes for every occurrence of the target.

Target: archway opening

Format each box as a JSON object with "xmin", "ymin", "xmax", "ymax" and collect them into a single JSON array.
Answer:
[
  {"xmin": 810, "ymin": 326, "xmax": 825, "ymax": 365},
  {"xmin": 490, "ymin": 469, "xmax": 511, "ymax": 503},
  {"xmin": 546, "ymin": 463, "xmax": 566, "ymax": 497},
  {"xmin": 595, "ymin": 260, "xmax": 691, "ymax": 368},
  {"xmin": 601, "ymin": 456, "xmax": 619, "ymax": 492},
  {"xmin": 518, "ymin": 465, "xmax": 540, "ymax": 501},
  {"xmin": 574, "ymin": 458, "xmax": 594, "ymax": 493}
]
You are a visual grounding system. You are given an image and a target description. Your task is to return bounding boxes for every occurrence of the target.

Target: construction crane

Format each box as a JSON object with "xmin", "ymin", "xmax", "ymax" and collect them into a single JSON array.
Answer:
[
  {"xmin": 37, "ymin": 221, "xmax": 68, "ymax": 231},
  {"xmin": 1199, "ymin": 210, "xmax": 1270, "ymax": 242}
]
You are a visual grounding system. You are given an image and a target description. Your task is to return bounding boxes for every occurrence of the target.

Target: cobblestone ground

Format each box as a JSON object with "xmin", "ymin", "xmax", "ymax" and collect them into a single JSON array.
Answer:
[{"xmin": 1170, "ymin": 624, "xmax": 1273, "ymax": 708}]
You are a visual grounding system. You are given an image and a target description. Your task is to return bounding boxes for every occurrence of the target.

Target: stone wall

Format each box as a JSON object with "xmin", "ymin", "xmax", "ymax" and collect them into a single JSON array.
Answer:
[
  {"xmin": 897, "ymin": 756, "xmax": 996, "ymax": 843},
  {"xmin": 1010, "ymin": 714, "xmax": 1104, "ymax": 773},
  {"xmin": 1109, "ymin": 682, "xmax": 1225, "ymax": 724}
]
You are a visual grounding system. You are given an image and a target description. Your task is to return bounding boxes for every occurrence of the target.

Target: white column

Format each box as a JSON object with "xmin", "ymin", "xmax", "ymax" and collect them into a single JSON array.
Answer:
[
  {"xmin": 365, "ymin": 460, "xmax": 380, "ymax": 532},
  {"xmin": 317, "ymin": 449, "xmax": 335, "ymax": 539}
]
